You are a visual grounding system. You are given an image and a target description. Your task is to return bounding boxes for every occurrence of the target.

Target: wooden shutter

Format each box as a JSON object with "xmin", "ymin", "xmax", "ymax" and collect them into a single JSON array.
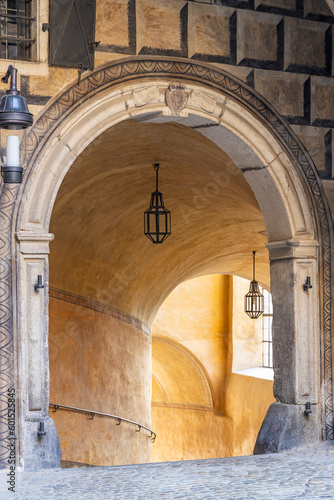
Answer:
[{"xmin": 49, "ymin": 0, "xmax": 97, "ymax": 70}]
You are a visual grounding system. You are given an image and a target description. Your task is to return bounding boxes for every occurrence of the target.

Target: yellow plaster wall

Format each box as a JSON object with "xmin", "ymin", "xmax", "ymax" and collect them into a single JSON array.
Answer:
[
  {"xmin": 153, "ymin": 274, "xmax": 233, "ymax": 415},
  {"xmin": 227, "ymin": 374, "xmax": 275, "ymax": 457},
  {"xmin": 152, "ymin": 275, "xmax": 274, "ymax": 462},
  {"xmin": 49, "ymin": 295, "xmax": 152, "ymax": 466},
  {"xmin": 96, "ymin": 0, "xmax": 130, "ymax": 47},
  {"xmin": 152, "ymin": 337, "xmax": 213, "ymax": 407},
  {"xmin": 151, "ymin": 407, "xmax": 233, "ymax": 463}
]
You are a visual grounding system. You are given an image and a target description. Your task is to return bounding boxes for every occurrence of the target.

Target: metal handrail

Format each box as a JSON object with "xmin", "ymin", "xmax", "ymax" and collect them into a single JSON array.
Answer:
[{"xmin": 49, "ymin": 403, "xmax": 156, "ymax": 443}]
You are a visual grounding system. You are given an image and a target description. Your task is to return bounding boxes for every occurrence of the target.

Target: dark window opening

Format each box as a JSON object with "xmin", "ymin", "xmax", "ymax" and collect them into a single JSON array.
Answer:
[{"xmin": 0, "ymin": 0, "xmax": 36, "ymax": 61}]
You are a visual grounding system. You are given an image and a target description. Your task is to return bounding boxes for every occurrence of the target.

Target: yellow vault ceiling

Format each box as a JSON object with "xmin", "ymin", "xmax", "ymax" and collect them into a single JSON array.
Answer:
[{"xmin": 49, "ymin": 119, "xmax": 269, "ymax": 326}]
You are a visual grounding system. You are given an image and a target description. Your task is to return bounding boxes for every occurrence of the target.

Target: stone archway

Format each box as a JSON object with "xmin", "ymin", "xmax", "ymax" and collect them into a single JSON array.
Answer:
[{"xmin": 0, "ymin": 57, "xmax": 332, "ymax": 469}]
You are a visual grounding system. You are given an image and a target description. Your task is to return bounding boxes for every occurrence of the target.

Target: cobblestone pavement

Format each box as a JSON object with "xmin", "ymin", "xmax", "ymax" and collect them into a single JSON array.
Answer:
[{"xmin": 2, "ymin": 442, "xmax": 334, "ymax": 499}]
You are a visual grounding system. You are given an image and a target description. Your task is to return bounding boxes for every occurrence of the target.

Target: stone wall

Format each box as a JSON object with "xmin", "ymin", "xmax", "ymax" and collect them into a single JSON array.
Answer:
[
  {"xmin": 2, "ymin": 0, "xmax": 331, "ymax": 181},
  {"xmin": 1, "ymin": 0, "xmax": 331, "ymax": 468}
]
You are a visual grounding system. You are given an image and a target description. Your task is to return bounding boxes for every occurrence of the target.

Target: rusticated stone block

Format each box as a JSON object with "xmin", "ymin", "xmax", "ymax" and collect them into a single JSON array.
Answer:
[
  {"xmin": 188, "ymin": 4, "xmax": 236, "ymax": 63},
  {"xmin": 96, "ymin": 0, "xmax": 129, "ymax": 47},
  {"xmin": 95, "ymin": 52, "xmax": 126, "ymax": 67},
  {"xmin": 254, "ymin": 70, "xmax": 309, "ymax": 123},
  {"xmin": 304, "ymin": 0, "xmax": 333, "ymax": 19},
  {"xmin": 291, "ymin": 125, "xmax": 332, "ymax": 178},
  {"xmin": 237, "ymin": 10, "xmax": 283, "ymax": 70},
  {"xmin": 235, "ymin": 0, "xmax": 254, "ymax": 6},
  {"xmin": 137, "ymin": 0, "xmax": 186, "ymax": 55},
  {"xmin": 217, "ymin": 64, "xmax": 255, "ymax": 83},
  {"xmin": 311, "ymin": 76, "xmax": 334, "ymax": 127},
  {"xmin": 28, "ymin": 67, "xmax": 78, "ymax": 97},
  {"xmin": 255, "ymin": 0, "xmax": 298, "ymax": 13},
  {"xmin": 284, "ymin": 17, "xmax": 330, "ymax": 75}
]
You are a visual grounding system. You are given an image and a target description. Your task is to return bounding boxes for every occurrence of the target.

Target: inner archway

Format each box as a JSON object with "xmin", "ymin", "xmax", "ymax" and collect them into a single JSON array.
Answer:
[
  {"xmin": 48, "ymin": 119, "xmax": 271, "ymax": 466},
  {"xmin": 7, "ymin": 57, "xmax": 329, "ymax": 469},
  {"xmin": 151, "ymin": 274, "xmax": 275, "ymax": 463}
]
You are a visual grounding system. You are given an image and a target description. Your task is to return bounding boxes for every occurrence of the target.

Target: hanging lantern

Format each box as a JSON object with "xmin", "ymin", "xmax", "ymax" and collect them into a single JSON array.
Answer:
[
  {"xmin": 144, "ymin": 163, "xmax": 171, "ymax": 244},
  {"xmin": 0, "ymin": 65, "xmax": 33, "ymax": 184},
  {"xmin": 244, "ymin": 251, "xmax": 264, "ymax": 319}
]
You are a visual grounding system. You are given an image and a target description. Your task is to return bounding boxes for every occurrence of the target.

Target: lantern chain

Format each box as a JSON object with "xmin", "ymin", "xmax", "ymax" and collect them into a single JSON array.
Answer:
[{"xmin": 154, "ymin": 163, "xmax": 159, "ymax": 192}]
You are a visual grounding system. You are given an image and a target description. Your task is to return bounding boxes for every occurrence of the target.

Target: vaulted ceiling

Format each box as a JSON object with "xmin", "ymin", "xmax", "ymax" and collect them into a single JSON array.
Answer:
[{"xmin": 49, "ymin": 119, "xmax": 269, "ymax": 326}]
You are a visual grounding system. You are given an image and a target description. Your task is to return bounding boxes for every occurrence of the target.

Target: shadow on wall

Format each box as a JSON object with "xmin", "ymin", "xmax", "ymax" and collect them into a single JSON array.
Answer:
[{"xmin": 151, "ymin": 274, "xmax": 275, "ymax": 462}]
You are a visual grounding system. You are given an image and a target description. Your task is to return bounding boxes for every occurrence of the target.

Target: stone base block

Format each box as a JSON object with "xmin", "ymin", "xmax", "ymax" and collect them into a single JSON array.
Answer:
[
  {"xmin": 21, "ymin": 417, "xmax": 61, "ymax": 470},
  {"xmin": 254, "ymin": 402, "xmax": 320, "ymax": 454}
]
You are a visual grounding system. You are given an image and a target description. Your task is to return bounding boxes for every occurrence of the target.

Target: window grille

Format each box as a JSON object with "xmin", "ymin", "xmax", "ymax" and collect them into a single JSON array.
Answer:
[
  {"xmin": 262, "ymin": 288, "xmax": 273, "ymax": 368},
  {"xmin": 0, "ymin": 0, "xmax": 36, "ymax": 61}
]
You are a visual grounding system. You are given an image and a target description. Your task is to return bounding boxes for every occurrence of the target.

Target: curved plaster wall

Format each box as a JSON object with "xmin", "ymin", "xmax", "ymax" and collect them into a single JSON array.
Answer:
[
  {"xmin": 49, "ymin": 296, "xmax": 152, "ymax": 466},
  {"xmin": 151, "ymin": 275, "xmax": 275, "ymax": 462}
]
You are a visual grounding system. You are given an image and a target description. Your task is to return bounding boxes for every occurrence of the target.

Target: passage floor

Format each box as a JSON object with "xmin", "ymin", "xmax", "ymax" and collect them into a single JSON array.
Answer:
[{"xmin": 2, "ymin": 442, "xmax": 334, "ymax": 499}]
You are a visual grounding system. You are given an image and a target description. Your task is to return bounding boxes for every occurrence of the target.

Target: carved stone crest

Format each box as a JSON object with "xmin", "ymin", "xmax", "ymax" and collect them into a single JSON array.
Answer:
[{"xmin": 165, "ymin": 83, "xmax": 188, "ymax": 116}]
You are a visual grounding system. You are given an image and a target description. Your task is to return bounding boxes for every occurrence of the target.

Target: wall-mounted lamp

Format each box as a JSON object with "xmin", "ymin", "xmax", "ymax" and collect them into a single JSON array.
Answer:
[
  {"xmin": 244, "ymin": 251, "xmax": 264, "ymax": 319},
  {"xmin": 144, "ymin": 163, "xmax": 171, "ymax": 244},
  {"xmin": 0, "ymin": 65, "xmax": 33, "ymax": 183}
]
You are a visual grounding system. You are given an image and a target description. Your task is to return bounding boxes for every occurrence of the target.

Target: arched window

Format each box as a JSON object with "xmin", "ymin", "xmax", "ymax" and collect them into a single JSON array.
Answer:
[{"xmin": 262, "ymin": 289, "xmax": 273, "ymax": 368}]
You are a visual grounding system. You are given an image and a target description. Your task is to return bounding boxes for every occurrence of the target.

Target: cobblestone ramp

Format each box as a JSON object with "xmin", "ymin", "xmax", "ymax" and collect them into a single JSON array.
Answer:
[{"xmin": 2, "ymin": 442, "xmax": 334, "ymax": 499}]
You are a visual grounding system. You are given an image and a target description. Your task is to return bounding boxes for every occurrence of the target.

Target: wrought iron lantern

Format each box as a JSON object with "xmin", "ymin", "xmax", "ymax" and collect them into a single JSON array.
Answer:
[
  {"xmin": 0, "ymin": 65, "xmax": 33, "ymax": 184},
  {"xmin": 144, "ymin": 163, "xmax": 171, "ymax": 244},
  {"xmin": 244, "ymin": 251, "xmax": 264, "ymax": 319}
]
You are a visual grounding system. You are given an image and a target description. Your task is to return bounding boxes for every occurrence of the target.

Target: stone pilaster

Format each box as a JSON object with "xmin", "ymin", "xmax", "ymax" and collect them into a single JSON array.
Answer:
[
  {"xmin": 255, "ymin": 238, "xmax": 320, "ymax": 453},
  {"xmin": 15, "ymin": 232, "xmax": 61, "ymax": 469}
]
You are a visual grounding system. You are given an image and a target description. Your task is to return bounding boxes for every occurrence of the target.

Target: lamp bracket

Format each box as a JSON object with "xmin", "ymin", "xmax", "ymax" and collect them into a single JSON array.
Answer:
[
  {"xmin": 303, "ymin": 276, "xmax": 312, "ymax": 291},
  {"xmin": 1, "ymin": 65, "xmax": 19, "ymax": 94},
  {"xmin": 34, "ymin": 275, "xmax": 44, "ymax": 293},
  {"xmin": 304, "ymin": 402, "xmax": 312, "ymax": 416},
  {"xmin": 37, "ymin": 421, "xmax": 46, "ymax": 437}
]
